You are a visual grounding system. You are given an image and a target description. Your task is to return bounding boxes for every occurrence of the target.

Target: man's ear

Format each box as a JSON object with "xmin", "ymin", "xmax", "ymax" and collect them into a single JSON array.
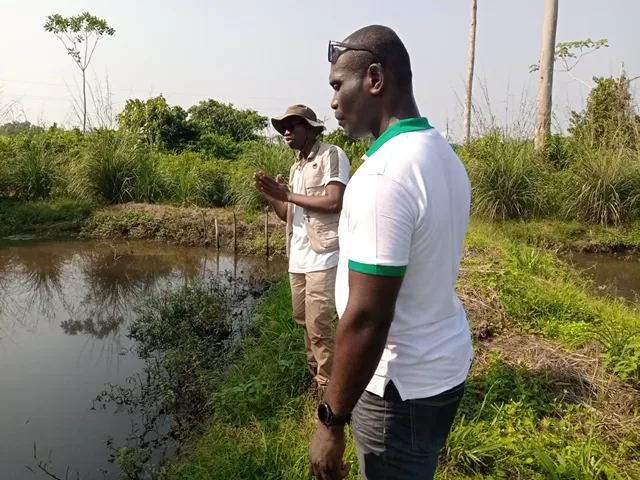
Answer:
[{"xmin": 367, "ymin": 64, "xmax": 384, "ymax": 96}]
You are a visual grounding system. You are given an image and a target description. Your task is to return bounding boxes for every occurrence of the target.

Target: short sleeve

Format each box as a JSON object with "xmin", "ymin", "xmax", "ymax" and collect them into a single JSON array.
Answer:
[
  {"xmin": 347, "ymin": 174, "xmax": 417, "ymax": 276},
  {"xmin": 323, "ymin": 147, "xmax": 351, "ymax": 187}
]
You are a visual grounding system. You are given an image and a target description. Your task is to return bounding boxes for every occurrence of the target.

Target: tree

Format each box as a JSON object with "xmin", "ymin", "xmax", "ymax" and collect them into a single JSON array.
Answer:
[
  {"xmin": 530, "ymin": 38, "xmax": 609, "ymax": 90},
  {"xmin": 534, "ymin": 0, "xmax": 559, "ymax": 151},
  {"xmin": 0, "ymin": 121, "xmax": 44, "ymax": 136},
  {"xmin": 463, "ymin": 0, "xmax": 478, "ymax": 147},
  {"xmin": 569, "ymin": 73, "xmax": 640, "ymax": 149},
  {"xmin": 117, "ymin": 95, "xmax": 197, "ymax": 152},
  {"xmin": 44, "ymin": 13, "xmax": 115, "ymax": 133},
  {"xmin": 187, "ymin": 100, "xmax": 268, "ymax": 143}
]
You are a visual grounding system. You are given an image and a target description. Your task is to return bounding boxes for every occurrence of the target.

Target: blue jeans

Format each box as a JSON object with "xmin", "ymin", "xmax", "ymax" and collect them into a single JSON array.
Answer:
[{"xmin": 351, "ymin": 381, "xmax": 465, "ymax": 480}]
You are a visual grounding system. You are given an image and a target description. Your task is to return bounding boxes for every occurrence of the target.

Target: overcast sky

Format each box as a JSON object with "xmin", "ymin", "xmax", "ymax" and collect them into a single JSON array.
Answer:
[{"xmin": 1, "ymin": 0, "xmax": 638, "ymax": 140}]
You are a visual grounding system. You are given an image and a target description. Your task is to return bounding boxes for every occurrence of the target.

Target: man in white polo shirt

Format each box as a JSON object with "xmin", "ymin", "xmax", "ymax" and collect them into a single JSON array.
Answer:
[{"xmin": 308, "ymin": 26, "xmax": 474, "ymax": 480}]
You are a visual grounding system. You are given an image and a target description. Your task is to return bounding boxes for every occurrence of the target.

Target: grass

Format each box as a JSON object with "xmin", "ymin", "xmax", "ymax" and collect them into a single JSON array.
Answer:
[
  {"xmin": 457, "ymin": 130, "xmax": 640, "ymax": 227},
  {"xmin": 466, "ymin": 222, "xmax": 640, "ymax": 380},
  {"xmin": 0, "ymin": 197, "xmax": 93, "ymax": 237},
  {"xmin": 561, "ymin": 145, "xmax": 640, "ymax": 225},
  {"xmin": 463, "ymin": 131, "xmax": 544, "ymax": 220},
  {"xmin": 228, "ymin": 141, "xmax": 294, "ymax": 210},
  {"xmin": 486, "ymin": 219, "xmax": 640, "ymax": 252},
  {"xmin": 3, "ymin": 120, "xmax": 640, "ymax": 229},
  {"xmin": 158, "ymin": 222, "xmax": 640, "ymax": 480},
  {"xmin": 162, "ymin": 279, "xmax": 356, "ymax": 480}
]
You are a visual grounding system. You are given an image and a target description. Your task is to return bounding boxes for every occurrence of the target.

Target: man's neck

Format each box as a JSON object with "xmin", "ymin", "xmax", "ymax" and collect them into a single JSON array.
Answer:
[
  {"xmin": 299, "ymin": 136, "xmax": 316, "ymax": 160},
  {"xmin": 373, "ymin": 95, "xmax": 420, "ymax": 139}
]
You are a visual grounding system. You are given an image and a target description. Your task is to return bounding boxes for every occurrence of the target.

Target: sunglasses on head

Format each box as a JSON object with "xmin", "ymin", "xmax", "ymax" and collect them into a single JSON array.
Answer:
[{"xmin": 327, "ymin": 40, "xmax": 378, "ymax": 64}]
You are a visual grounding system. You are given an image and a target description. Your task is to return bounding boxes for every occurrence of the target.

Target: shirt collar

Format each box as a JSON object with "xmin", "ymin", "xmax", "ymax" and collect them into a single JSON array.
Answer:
[
  {"xmin": 365, "ymin": 117, "xmax": 433, "ymax": 158},
  {"xmin": 297, "ymin": 139, "xmax": 322, "ymax": 164}
]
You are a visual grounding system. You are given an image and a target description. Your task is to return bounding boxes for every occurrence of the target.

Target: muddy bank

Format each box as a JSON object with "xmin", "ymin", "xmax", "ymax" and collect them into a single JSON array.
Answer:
[{"xmin": 81, "ymin": 204, "xmax": 286, "ymax": 256}]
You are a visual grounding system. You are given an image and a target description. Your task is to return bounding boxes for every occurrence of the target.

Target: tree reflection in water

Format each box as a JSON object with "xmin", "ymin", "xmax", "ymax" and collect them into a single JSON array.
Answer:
[{"xmin": 15, "ymin": 248, "xmax": 68, "ymax": 322}]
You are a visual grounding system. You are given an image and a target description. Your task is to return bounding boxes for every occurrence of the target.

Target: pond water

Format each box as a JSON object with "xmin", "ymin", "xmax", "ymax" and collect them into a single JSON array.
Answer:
[
  {"xmin": 564, "ymin": 252, "xmax": 640, "ymax": 303},
  {"xmin": 0, "ymin": 239, "xmax": 285, "ymax": 480}
]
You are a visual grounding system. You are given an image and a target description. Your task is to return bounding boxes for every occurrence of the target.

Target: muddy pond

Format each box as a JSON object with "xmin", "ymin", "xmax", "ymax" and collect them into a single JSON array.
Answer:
[
  {"xmin": 564, "ymin": 251, "xmax": 640, "ymax": 303},
  {"xmin": 0, "ymin": 239, "xmax": 285, "ymax": 480}
]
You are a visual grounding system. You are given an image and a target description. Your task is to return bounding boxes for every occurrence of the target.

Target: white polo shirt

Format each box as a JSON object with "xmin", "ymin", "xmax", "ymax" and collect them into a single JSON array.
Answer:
[{"xmin": 335, "ymin": 117, "xmax": 474, "ymax": 401}]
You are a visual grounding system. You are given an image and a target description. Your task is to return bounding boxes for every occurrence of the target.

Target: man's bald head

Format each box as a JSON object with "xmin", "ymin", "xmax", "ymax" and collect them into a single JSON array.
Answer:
[
  {"xmin": 328, "ymin": 25, "xmax": 418, "ymax": 138},
  {"xmin": 341, "ymin": 25, "xmax": 413, "ymax": 90}
]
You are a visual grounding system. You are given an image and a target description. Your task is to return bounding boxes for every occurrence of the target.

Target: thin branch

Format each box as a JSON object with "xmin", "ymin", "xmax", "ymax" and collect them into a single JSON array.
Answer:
[
  {"xmin": 25, "ymin": 442, "xmax": 76, "ymax": 480},
  {"xmin": 84, "ymin": 27, "xmax": 89, "ymax": 69},
  {"xmin": 566, "ymin": 70, "xmax": 594, "ymax": 90},
  {"xmin": 559, "ymin": 57, "xmax": 594, "ymax": 90},
  {"xmin": 86, "ymin": 37, "xmax": 100, "ymax": 70}
]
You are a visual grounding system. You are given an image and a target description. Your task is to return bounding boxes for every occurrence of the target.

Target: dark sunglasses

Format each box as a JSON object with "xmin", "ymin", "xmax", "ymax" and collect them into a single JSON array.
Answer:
[
  {"xmin": 281, "ymin": 117, "xmax": 306, "ymax": 131},
  {"xmin": 327, "ymin": 40, "xmax": 378, "ymax": 64}
]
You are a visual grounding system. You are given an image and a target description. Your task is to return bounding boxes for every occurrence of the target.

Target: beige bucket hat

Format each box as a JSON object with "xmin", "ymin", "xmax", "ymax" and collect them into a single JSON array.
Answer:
[{"xmin": 271, "ymin": 104, "xmax": 325, "ymax": 135}]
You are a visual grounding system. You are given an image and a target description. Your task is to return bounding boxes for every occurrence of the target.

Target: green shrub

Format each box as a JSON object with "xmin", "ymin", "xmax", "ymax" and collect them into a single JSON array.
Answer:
[
  {"xmin": 561, "ymin": 146, "xmax": 640, "ymax": 225},
  {"xmin": 466, "ymin": 131, "xmax": 544, "ymax": 220},
  {"xmin": 12, "ymin": 134, "xmax": 62, "ymax": 200},
  {"xmin": 0, "ymin": 135, "xmax": 15, "ymax": 195},
  {"xmin": 75, "ymin": 129, "xmax": 149, "ymax": 204},
  {"xmin": 198, "ymin": 160, "xmax": 232, "ymax": 207},
  {"xmin": 545, "ymin": 133, "xmax": 576, "ymax": 170},
  {"xmin": 197, "ymin": 133, "xmax": 242, "ymax": 159},
  {"xmin": 135, "ymin": 154, "xmax": 168, "ymax": 203},
  {"xmin": 229, "ymin": 141, "xmax": 294, "ymax": 211},
  {"xmin": 158, "ymin": 151, "xmax": 205, "ymax": 205}
]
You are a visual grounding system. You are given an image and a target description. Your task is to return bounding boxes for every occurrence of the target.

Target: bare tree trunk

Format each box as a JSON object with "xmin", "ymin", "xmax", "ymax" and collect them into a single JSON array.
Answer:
[
  {"xmin": 82, "ymin": 68, "xmax": 87, "ymax": 133},
  {"xmin": 534, "ymin": 0, "xmax": 559, "ymax": 151},
  {"xmin": 463, "ymin": 0, "xmax": 478, "ymax": 147}
]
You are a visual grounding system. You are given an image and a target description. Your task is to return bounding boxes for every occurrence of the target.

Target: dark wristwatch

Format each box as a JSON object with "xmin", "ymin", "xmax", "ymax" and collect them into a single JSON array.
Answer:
[{"xmin": 317, "ymin": 402, "xmax": 351, "ymax": 427}]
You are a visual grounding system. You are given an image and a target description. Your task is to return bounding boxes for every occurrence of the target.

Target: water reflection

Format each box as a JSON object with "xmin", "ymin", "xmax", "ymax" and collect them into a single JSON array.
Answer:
[{"xmin": 0, "ymin": 239, "xmax": 286, "ymax": 480}]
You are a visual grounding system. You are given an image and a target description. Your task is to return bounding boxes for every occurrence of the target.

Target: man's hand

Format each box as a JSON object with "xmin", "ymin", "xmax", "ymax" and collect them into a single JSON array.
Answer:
[
  {"xmin": 254, "ymin": 171, "xmax": 290, "ymax": 202},
  {"xmin": 309, "ymin": 424, "xmax": 351, "ymax": 480}
]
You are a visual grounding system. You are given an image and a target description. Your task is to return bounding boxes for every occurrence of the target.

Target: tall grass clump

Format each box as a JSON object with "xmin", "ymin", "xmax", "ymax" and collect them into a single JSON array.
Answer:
[
  {"xmin": 229, "ymin": 141, "xmax": 294, "ymax": 210},
  {"xmin": 135, "ymin": 153, "xmax": 168, "ymax": 204},
  {"xmin": 75, "ymin": 129, "xmax": 149, "ymax": 204},
  {"xmin": 198, "ymin": 160, "xmax": 231, "ymax": 207},
  {"xmin": 561, "ymin": 145, "xmax": 640, "ymax": 226},
  {"xmin": 0, "ymin": 135, "xmax": 15, "ymax": 195},
  {"xmin": 465, "ymin": 130, "xmax": 544, "ymax": 220},
  {"xmin": 155, "ymin": 152, "xmax": 231, "ymax": 207},
  {"xmin": 158, "ymin": 152, "xmax": 207, "ymax": 206},
  {"xmin": 12, "ymin": 135, "xmax": 63, "ymax": 200}
]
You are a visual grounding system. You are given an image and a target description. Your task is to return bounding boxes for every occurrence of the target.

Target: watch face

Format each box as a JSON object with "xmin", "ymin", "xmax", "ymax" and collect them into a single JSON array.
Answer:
[{"xmin": 317, "ymin": 402, "xmax": 330, "ymax": 424}]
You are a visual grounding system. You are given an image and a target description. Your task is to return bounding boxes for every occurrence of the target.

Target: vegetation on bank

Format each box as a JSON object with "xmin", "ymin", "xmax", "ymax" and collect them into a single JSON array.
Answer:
[
  {"xmin": 149, "ymin": 222, "xmax": 640, "ymax": 480},
  {"xmin": 1, "ymin": 71, "xmax": 639, "ymax": 232}
]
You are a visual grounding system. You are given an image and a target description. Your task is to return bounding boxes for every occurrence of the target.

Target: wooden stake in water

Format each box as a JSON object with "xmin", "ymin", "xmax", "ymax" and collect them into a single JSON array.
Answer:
[
  {"xmin": 232, "ymin": 212, "xmax": 238, "ymax": 254},
  {"xmin": 214, "ymin": 218, "xmax": 220, "ymax": 250}
]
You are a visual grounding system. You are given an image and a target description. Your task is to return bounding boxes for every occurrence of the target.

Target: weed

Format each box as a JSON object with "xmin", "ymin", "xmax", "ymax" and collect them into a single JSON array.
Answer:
[
  {"xmin": 229, "ymin": 141, "xmax": 294, "ymax": 210},
  {"xmin": 12, "ymin": 135, "xmax": 63, "ymax": 200},
  {"xmin": 464, "ymin": 131, "xmax": 543, "ymax": 220},
  {"xmin": 562, "ymin": 146, "xmax": 640, "ymax": 226},
  {"xmin": 75, "ymin": 129, "xmax": 149, "ymax": 204}
]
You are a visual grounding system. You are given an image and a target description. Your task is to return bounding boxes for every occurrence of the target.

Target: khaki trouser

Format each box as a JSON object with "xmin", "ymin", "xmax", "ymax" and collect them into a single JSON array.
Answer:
[{"xmin": 289, "ymin": 266, "xmax": 337, "ymax": 388}]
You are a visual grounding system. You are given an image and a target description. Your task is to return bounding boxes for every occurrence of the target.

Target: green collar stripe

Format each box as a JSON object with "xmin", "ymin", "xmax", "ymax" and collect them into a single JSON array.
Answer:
[
  {"xmin": 365, "ymin": 117, "xmax": 433, "ymax": 157},
  {"xmin": 349, "ymin": 260, "xmax": 407, "ymax": 277}
]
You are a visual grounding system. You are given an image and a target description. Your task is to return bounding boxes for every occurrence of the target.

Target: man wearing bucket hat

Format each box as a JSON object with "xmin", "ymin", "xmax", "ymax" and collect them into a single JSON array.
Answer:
[{"xmin": 254, "ymin": 104, "xmax": 351, "ymax": 393}]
